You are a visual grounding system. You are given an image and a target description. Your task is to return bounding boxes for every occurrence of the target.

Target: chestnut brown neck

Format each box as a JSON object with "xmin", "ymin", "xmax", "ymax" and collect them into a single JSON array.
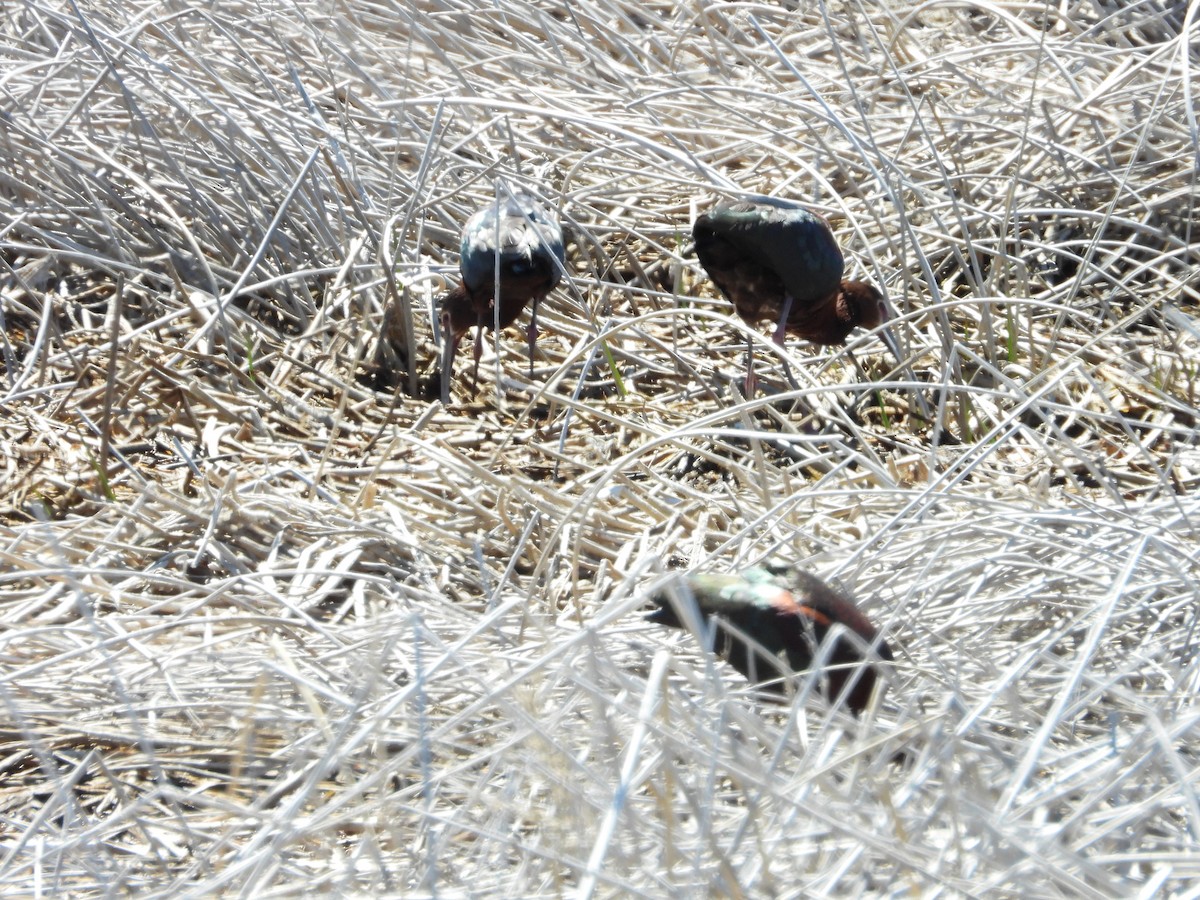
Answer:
[
  {"xmin": 441, "ymin": 272, "xmax": 550, "ymax": 341},
  {"xmin": 836, "ymin": 280, "xmax": 883, "ymax": 329},
  {"xmin": 439, "ymin": 282, "xmax": 473, "ymax": 340}
]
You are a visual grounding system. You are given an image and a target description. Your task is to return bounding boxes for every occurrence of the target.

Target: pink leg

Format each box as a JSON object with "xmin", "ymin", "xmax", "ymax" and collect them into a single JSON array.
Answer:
[{"xmin": 772, "ymin": 294, "xmax": 794, "ymax": 346}]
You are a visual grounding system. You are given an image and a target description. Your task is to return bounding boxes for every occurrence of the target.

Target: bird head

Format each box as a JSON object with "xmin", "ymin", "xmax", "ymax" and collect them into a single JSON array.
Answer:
[
  {"xmin": 840, "ymin": 280, "xmax": 904, "ymax": 367},
  {"xmin": 838, "ymin": 280, "xmax": 886, "ymax": 330},
  {"xmin": 439, "ymin": 282, "xmax": 475, "ymax": 341}
]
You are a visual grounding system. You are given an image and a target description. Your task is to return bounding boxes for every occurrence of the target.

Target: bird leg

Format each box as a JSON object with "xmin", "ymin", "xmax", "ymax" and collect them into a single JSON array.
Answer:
[
  {"xmin": 526, "ymin": 297, "xmax": 540, "ymax": 377},
  {"xmin": 471, "ymin": 323, "xmax": 485, "ymax": 390},
  {"xmin": 439, "ymin": 329, "xmax": 461, "ymax": 405},
  {"xmin": 772, "ymin": 293, "xmax": 795, "ymax": 346},
  {"xmin": 766, "ymin": 293, "xmax": 801, "ymax": 395},
  {"xmin": 741, "ymin": 294, "xmax": 801, "ymax": 398},
  {"xmin": 743, "ymin": 334, "xmax": 757, "ymax": 397}
]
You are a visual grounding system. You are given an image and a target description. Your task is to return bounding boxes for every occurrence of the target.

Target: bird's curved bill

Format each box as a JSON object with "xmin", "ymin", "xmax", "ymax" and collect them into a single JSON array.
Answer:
[
  {"xmin": 874, "ymin": 298, "xmax": 904, "ymax": 372},
  {"xmin": 440, "ymin": 331, "xmax": 456, "ymax": 404},
  {"xmin": 878, "ymin": 323, "xmax": 904, "ymax": 371},
  {"xmin": 876, "ymin": 299, "xmax": 931, "ymax": 419}
]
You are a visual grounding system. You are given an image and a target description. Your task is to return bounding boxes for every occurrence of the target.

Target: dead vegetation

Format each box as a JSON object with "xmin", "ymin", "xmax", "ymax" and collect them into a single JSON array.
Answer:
[{"xmin": 2, "ymin": 0, "xmax": 1199, "ymax": 895}]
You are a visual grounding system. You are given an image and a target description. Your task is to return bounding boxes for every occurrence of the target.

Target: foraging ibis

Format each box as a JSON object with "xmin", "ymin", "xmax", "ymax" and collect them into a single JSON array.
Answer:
[
  {"xmin": 439, "ymin": 192, "xmax": 565, "ymax": 401},
  {"xmin": 647, "ymin": 562, "xmax": 893, "ymax": 713},
  {"xmin": 692, "ymin": 197, "xmax": 901, "ymax": 392}
]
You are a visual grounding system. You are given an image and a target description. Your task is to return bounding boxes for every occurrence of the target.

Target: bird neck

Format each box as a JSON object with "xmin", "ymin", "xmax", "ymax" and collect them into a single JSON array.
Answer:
[
  {"xmin": 440, "ymin": 282, "xmax": 473, "ymax": 338},
  {"xmin": 800, "ymin": 288, "xmax": 856, "ymax": 345},
  {"xmin": 834, "ymin": 290, "xmax": 856, "ymax": 328},
  {"xmin": 837, "ymin": 280, "xmax": 882, "ymax": 331}
]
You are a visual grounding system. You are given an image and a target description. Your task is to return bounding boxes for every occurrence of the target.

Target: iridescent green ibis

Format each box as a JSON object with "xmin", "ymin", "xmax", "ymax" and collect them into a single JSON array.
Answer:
[
  {"xmin": 692, "ymin": 197, "xmax": 901, "ymax": 393},
  {"xmin": 647, "ymin": 563, "xmax": 894, "ymax": 713},
  {"xmin": 439, "ymin": 192, "xmax": 565, "ymax": 402}
]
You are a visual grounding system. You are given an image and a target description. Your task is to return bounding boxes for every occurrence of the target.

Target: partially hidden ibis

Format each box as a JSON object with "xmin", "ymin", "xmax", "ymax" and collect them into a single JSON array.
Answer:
[
  {"xmin": 439, "ymin": 192, "xmax": 565, "ymax": 402},
  {"xmin": 692, "ymin": 197, "xmax": 901, "ymax": 393},
  {"xmin": 647, "ymin": 562, "xmax": 894, "ymax": 713}
]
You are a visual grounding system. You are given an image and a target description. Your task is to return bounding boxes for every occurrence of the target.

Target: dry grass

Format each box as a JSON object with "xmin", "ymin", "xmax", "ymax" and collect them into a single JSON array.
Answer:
[{"xmin": 2, "ymin": 0, "xmax": 1199, "ymax": 895}]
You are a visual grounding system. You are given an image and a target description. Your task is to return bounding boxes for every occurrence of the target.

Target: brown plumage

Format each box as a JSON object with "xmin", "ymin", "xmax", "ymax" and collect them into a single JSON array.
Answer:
[{"xmin": 647, "ymin": 563, "xmax": 894, "ymax": 713}]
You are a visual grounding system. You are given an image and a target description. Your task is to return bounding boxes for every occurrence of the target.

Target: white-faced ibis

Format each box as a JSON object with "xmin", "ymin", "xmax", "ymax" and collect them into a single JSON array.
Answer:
[
  {"xmin": 692, "ymin": 197, "xmax": 901, "ymax": 393},
  {"xmin": 440, "ymin": 192, "xmax": 565, "ymax": 402},
  {"xmin": 647, "ymin": 562, "xmax": 893, "ymax": 713}
]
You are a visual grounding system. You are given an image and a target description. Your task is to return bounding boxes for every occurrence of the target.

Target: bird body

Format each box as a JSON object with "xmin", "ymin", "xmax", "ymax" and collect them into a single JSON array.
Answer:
[
  {"xmin": 692, "ymin": 198, "xmax": 896, "ymax": 390},
  {"xmin": 440, "ymin": 192, "xmax": 564, "ymax": 401},
  {"xmin": 647, "ymin": 563, "xmax": 893, "ymax": 713}
]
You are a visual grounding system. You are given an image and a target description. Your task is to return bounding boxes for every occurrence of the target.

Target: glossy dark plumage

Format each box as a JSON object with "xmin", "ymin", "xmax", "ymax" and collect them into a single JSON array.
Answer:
[
  {"xmin": 647, "ymin": 563, "xmax": 893, "ymax": 713},
  {"xmin": 692, "ymin": 198, "xmax": 899, "ymax": 390},
  {"xmin": 439, "ymin": 192, "xmax": 565, "ymax": 401}
]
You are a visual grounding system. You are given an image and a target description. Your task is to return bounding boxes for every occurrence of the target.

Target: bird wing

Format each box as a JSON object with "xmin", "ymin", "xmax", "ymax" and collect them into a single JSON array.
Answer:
[
  {"xmin": 460, "ymin": 194, "xmax": 564, "ymax": 295},
  {"xmin": 707, "ymin": 201, "xmax": 844, "ymax": 305},
  {"xmin": 761, "ymin": 565, "xmax": 894, "ymax": 662}
]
